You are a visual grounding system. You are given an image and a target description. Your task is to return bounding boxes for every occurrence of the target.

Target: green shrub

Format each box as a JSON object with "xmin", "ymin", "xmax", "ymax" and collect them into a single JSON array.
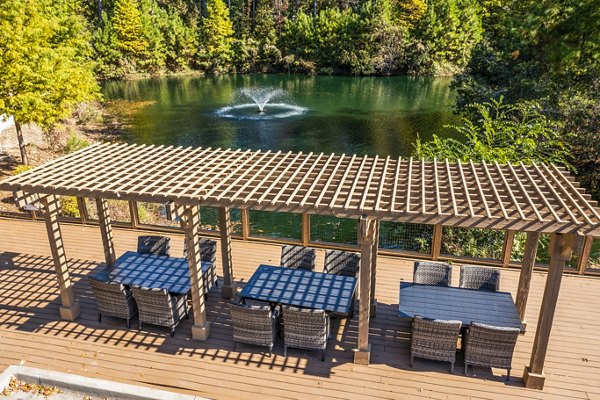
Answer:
[{"xmin": 65, "ymin": 132, "xmax": 90, "ymax": 154}]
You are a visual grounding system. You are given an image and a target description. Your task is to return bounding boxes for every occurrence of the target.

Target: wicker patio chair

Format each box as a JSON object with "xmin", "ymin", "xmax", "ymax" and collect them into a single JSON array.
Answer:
[
  {"xmin": 137, "ymin": 235, "xmax": 171, "ymax": 257},
  {"xmin": 464, "ymin": 322, "xmax": 520, "ymax": 380},
  {"xmin": 282, "ymin": 306, "xmax": 329, "ymax": 361},
  {"xmin": 88, "ymin": 276, "xmax": 138, "ymax": 329},
  {"xmin": 323, "ymin": 250, "xmax": 360, "ymax": 318},
  {"xmin": 459, "ymin": 265, "xmax": 500, "ymax": 291},
  {"xmin": 410, "ymin": 315, "xmax": 462, "ymax": 373},
  {"xmin": 323, "ymin": 250, "xmax": 360, "ymax": 277},
  {"xmin": 229, "ymin": 301, "xmax": 278, "ymax": 356},
  {"xmin": 131, "ymin": 286, "xmax": 188, "ymax": 336},
  {"xmin": 413, "ymin": 261, "xmax": 452, "ymax": 286},
  {"xmin": 183, "ymin": 237, "xmax": 219, "ymax": 293},
  {"xmin": 280, "ymin": 245, "xmax": 316, "ymax": 271}
]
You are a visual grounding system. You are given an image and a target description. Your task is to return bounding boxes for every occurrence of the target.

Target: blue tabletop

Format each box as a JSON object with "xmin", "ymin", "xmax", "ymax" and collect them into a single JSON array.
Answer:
[
  {"xmin": 93, "ymin": 251, "xmax": 211, "ymax": 295},
  {"xmin": 239, "ymin": 265, "xmax": 357, "ymax": 314},
  {"xmin": 398, "ymin": 282, "xmax": 524, "ymax": 331}
]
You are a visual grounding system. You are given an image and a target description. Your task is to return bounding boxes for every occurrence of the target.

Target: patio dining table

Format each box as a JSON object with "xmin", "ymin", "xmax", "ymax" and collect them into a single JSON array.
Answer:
[
  {"xmin": 398, "ymin": 281, "xmax": 524, "ymax": 332},
  {"xmin": 92, "ymin": 251, "xmax": 212, "ymax": 295},
  {"xmin": 239, "ymin": 264, "xmax": 357, "ymax": 314}
]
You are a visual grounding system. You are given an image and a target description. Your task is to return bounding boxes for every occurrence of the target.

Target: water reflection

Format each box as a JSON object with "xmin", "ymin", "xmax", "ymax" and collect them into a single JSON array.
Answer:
[{"xmin": 102, "ymin": 74, "xmax": 460, "ymax": 157}]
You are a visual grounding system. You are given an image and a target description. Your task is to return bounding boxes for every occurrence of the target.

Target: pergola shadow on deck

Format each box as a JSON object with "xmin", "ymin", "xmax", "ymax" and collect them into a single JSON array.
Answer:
[
  {"xmin": 1, "ymin": 143, "xmax": 599, "ymax": 390},
  {"xmin": 1, "ymin": 219, "xmax": 600, "ymax": 399}
]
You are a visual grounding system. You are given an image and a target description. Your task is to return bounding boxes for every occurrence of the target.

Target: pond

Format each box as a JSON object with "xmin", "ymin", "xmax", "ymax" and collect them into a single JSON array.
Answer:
[
  {"xmin": 103, "ymin": 74, "xmax": 460, "ymax": 157},
  {"xmin": 102, "ymin": 74, "xmax": 462, "ymax": 253}
]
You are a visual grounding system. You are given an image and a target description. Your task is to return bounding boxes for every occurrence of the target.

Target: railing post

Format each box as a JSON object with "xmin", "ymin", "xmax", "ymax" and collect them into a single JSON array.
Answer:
[
  {"xmin": 502, "ymin": 230, "xmax": 516, "ymax": 267},
  {"xmin": 576, "ymin": 236, "xmax": 593, "ymax": 274},
  {"xmin": 431, "ymin": 224, "xmax": 443, "ymax": 260},
  {"xmin": 241, "ymin": 208, "xmax": 250, "ymax": 240},
  {"xmin": 302, "ymin": 213, "xmax": 310, "ymax": 246}
]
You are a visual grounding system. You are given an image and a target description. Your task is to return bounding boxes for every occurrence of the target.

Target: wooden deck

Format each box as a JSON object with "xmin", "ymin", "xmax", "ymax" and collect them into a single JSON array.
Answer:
[{"xmin": 0, "ymin": 217, "xmax": 599, "ymax": 400}]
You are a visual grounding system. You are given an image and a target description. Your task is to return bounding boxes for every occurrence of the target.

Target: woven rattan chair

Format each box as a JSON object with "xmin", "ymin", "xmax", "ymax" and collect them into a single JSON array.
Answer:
[
  {"xmin": 323, "ymin": 250, "xmax": 360, "ymax": 318},
  {"xmin": 459, "ymin": 265, "xmax": 500, "ymax": 291},
  {"xmin": 323, "ymin": 250, "xmax": 360, "ymax": 277},
  {"xmin": 410, "ymin": 315, "xmax": 462, "ymax": 373},
  {"xmin": 183, "ymin": 238, "xmax": 218, "ymax": 293},
  {"xmin": 229, "ymin": 301, "xmax": 278, "ymax": 356},
  {"xmin": 282, "ymin": 306, "xmax": 329, "ymax": 361},
  {"xmin": 280, "ymin": 245, "xmax": 316, "ymax": 271},
  {"xmin": 88, "ymin": 276, "xmax": 138, "ymax": 329},
  {"xmin": 413, "ymin": 261, "xmax": 452, "ymax": 286},
  {"xmin": 137, "ymin": 235, "xmax": 171, "ymax": 257},
  {"xmin": 131, "ymin": 286, "xmax": 188, "ymax": 336},
  {"xmin": 464, "ymin": 322, "xmax": 520, "ymax": 380}
]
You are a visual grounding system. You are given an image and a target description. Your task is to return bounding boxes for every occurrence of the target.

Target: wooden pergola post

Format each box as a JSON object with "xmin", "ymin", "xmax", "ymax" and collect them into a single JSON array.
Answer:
[
  {"xmin": 502, "ymin": 230, "xmax": 516, "ymax": 268},
  {"xmin": 523, "ymin": 233, "xmax": 576, "ymax": 389},
  {"xmin": 181, "ymin": 204, "xmax": 211, "ymax": 340},
  {"xmin": 218, "ymin": 207, "xmax": 235, "ymax": 299},
  {"xmin": 354, "ymin": 216, "xmax": 376, "ymax": 365},
  {"xmin": 431, "ymin": 224, "xmax": 443, "ymax": 260},
  {"xmin": 369, "ymin": 220, "xmax": 379, "ymax": 317},
  {"xmin": 95, "ymin": 198, "xmax": 116, "ymax": 267},
  {"xmin": 515, "ymin": 231, "xmax": 540, "ymax": 328},
  {"xmin": 577, "ymin": 236, "xmax": 594, "ymax": 274},
  {"xmin": 41, "ymin": 196, "xmax": 80, "ymax": 321}
]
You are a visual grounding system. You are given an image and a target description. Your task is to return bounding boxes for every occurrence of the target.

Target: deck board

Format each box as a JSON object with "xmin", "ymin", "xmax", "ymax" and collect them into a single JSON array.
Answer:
[{"xmin": 0, "ymin": 217, "xmax": 599, "ymax": 399}]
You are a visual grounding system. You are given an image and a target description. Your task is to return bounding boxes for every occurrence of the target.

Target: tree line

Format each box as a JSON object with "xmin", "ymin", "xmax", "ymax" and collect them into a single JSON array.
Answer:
[{"xmin": 90, "ymin": 0, "xmax": 485, "ymax": 77}]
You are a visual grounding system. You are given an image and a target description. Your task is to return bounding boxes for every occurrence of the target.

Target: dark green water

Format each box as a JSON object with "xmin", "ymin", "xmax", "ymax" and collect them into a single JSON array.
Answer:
[{"xmin": 103, "ymin": 74, "xmax": 460, "ymax": 157}]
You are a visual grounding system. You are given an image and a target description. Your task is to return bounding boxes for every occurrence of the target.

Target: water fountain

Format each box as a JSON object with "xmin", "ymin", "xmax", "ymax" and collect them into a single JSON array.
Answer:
[{"xmin": 215, "ymin": 87, "xmax": 307, "ymax": 120}]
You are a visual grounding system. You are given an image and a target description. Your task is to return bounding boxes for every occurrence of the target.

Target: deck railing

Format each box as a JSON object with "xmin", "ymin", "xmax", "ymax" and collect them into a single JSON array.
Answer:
[{"xmin": 2, "ymin": 196, "xmax": 599, "ymax": 276}]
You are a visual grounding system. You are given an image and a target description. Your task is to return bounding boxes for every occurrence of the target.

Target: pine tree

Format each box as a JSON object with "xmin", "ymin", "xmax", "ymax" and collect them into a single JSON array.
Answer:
[
  {"xmin": 112, "ymin": 0, "xmax": 148, "ymax": 57},
  {"xmin": 0, "ymin": 0, "xmax": 99, "ymax": 164},
  {"xmin": 200, "ymin": 0, "xmax": 234, "ymax": 71}
]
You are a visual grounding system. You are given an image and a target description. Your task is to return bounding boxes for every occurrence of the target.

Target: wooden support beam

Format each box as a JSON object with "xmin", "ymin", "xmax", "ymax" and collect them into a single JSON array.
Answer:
[
  {"xmin": 41, "ymin": 196, "xmax": 80, "ymax": 321},
  {"xmin": 128, "ymin": 200, "xmax": 140, "ymax": 228},
  {"xmin": 218, "ymin": 207, "xmax": 235, "ymax": 298},
  {"xmin": 302, "ymin": 213, "xmax": 310, "ymax": 246},
  {"xmin": 432, "ymin": 224, "xmax": 443, "ymax": 260},
  {"xmin": 577, "ymin": 236, "xmax": 594, "ymax": 274},
  {"xmin": 181, "ymin": 204, "xmax": 211, "ymax": 340},
  {"xmin": 369, "ymin": 220, "xmax": 380, "ymax": 318},
  {"xmin": 241, "ymin": 208, "xmax": 250, "ymax": 240},
  {"xmin": 76, "ymin": 197, "xmax": 88, "ymax": 224},
  {"xmin": 502, "ymin": 230, "xmax": 516, "ymax": 268},
  {"xmin": 523, "ymin": 233, "xmax": 575, "ymax": 389},
  {"xmin": 515, "ymin": 231, "xmax": 540, "ymax": 328},
  {"xmin": 354, "ymin": 216, "xmax": 376, "ymax": 365},
  {"xmin": 95, "ymin": 198, "xmax": 116, "ymax": 267}
]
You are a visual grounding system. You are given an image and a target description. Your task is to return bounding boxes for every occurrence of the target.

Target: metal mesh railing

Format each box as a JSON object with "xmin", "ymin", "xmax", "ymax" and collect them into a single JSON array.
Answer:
[
  {"xmin": 84, "ymin": 198, "xmax": 131, "ymax": 223},
  {"xmin": 137, "ymin": 202, "xmax": 181, "ymax": 227},
  {"xmin": 310, "ymin": 215, "xmax": 358, "ymax": 245},
  {"xmin": 441, "ymin": 227, "xmax": 505, "ymax": 260},
  {"xmin": 589, "ymin": 238, "xmax": 600, "ymax": 270},
  {"xmin": 199, "ymin": 207, "xmax": 242, "ymax": 234},
  {"xmin": 249, "ymin": 211, "xmax": 302, "ymax": 240},
  {"xmin": 378, "ymin": 222, "xmax": 432, "ymax": 254}
]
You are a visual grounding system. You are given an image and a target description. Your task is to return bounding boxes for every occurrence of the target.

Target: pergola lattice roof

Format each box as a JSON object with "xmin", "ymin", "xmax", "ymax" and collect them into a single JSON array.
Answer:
[{"xmin": 1, "ymin": 142, "xmax": 599, "ymax": 235}]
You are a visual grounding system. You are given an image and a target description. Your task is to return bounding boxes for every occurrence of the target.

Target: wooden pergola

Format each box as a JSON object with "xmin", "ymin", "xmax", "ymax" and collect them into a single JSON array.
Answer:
[{"xmin": 1, "ymin": 143, "xmax": 599, "ymax": 390}]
